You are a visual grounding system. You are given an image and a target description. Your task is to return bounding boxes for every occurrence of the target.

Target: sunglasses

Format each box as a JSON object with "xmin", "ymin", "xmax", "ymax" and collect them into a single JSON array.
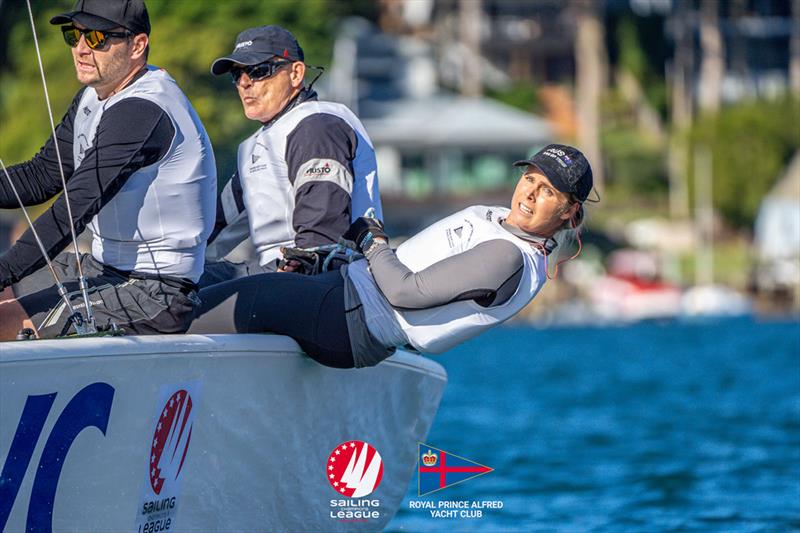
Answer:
[
  {"xmin": 61, "ymin": 26, "xmax": 131, "ymax": 50},
  {"xmin": 230, "ymin": 59, "xmax": 292, "ymax": 85}
]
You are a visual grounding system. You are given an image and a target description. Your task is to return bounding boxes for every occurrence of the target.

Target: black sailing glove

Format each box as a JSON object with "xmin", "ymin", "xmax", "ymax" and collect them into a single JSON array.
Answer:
[{"xmin": 342, "ymin": 217, "xmax": 388, "ymax": 255}]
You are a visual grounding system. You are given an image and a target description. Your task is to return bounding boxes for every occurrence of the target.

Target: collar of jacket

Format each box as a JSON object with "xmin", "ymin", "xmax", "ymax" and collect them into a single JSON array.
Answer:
[
  {"xmin": 500, "ymin": 219, "xmax": 558, "ymax": 255},
  {"xmin": 260, "ymin": 88, "xmax": 318, "ymax": 129}
]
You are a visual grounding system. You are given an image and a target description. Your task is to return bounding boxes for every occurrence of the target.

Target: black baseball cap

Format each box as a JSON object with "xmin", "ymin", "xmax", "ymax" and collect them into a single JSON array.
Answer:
[
  {"xmin": 514, "ymin": 144, "xmax": 593, "ymax": 202},
  {"xmin": 211, "ymin": 25, "xmax": 304, "ymax": 75},
  {"xmin": 50, "ymin": 0, "xmax": 151, "ymax": 35}
]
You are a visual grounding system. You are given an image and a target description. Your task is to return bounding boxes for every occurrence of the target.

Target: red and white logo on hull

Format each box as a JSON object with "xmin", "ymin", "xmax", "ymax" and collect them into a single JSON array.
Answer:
[
  {"xmin": 149, "ymin": 389, "xmax": 194, "ymax": 494},
  {"xmin": 326, "ymin": 441, "xmax": 383, "ymax": 497}
]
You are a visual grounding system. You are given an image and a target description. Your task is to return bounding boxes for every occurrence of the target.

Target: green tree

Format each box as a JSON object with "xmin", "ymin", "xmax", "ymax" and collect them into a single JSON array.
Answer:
[
  {"xmin": 0, "ymin": 0, "xmax": 350, "ymax": 178},
  {"xmin": 613, "ymin": 14, "xmax": 668, "ymax": 117},
  {"xmin": 689, "ymin": 95, "xmax": 800, "ymax": 229},
  {"xmin": 486, "ymin": 82, "xmax": 540, "ymax": 114}
]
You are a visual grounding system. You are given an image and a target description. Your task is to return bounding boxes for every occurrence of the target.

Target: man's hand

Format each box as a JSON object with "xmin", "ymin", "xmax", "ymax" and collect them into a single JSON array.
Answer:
[
  {"xmin": 277, "ymin": 259, "xmax": 302, "ymax": 273},
  {"xmin": 342, "ymin": 217, "xmax": 388, "ymax": 254},
  {"xmin": 278, "ymin": 246, "xmax": 322, "ymax": 275}
]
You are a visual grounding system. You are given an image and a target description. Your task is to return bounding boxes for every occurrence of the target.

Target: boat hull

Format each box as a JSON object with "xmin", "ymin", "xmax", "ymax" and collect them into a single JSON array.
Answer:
[{"xmin": 0, "ymin": 334, "xmax": 447, "ymax": 532}]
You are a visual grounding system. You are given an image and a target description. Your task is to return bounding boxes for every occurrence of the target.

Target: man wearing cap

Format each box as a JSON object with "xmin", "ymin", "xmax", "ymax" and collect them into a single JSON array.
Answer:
[
  {"xmin": 0, "ymin": 0, "xmax": 216, "ymax": 340},
  {"xmin": 201, "ymin": 25, "xmax": 382, "ymax": 284}
]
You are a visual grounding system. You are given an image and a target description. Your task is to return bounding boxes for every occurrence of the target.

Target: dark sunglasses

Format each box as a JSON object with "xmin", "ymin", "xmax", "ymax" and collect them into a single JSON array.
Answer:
[
  {"xmin": 230, "ymin": 59, "xmax": 292, "ymax": 85},
  {"xmin": 61, "ymin": 26, "xmax": 131, "ymax": 50}
]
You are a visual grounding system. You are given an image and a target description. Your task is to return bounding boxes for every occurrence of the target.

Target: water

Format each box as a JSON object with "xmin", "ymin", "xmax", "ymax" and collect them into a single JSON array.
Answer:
[{"xmin": 386, "ymin": 317, "xmax": 800, "ymax": 532}]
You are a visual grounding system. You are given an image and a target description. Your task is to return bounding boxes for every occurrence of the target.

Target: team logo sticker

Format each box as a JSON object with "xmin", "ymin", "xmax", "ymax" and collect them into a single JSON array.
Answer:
[
  {"xmin": 327, "ymin": 440, "xmax": 383, "ymax": 521},
  {"xmin": 418, "ymin": 442, "xmax": 492, "ymax": 496},
  {"xmin": 327, "ymin": 440, "xmax": 383, "ymax": 497},
  {"xmin": 135, "ymin": 381, "xmax": 203, "ymax": 533},
  {"xmin": 408, "ymin": 443, "xmax": 502, "ymax": 520}
]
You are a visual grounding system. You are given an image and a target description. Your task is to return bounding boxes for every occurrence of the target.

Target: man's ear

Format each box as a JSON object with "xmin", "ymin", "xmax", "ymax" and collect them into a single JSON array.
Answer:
[
  {"xmin": 130, "ymin": 34, "xmax": 148, "ymax": 61},
  {"xmin": 289, "ymin": 62, "xmax": 306, "ymax": 89}
]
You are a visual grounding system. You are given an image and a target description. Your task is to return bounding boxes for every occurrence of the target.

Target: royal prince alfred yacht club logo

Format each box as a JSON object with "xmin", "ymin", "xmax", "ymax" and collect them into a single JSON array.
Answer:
[
  {"xmin": 409, "ymin": 442, "xmax": 504, "ymax": 520},
  {"xmin": 327, "ymin": 440, "xmax": 383, "ymax": 521}
]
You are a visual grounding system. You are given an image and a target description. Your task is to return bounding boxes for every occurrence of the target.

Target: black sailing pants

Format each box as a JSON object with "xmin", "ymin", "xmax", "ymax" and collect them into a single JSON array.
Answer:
[{"xmin": 188, "ymin": 270, "xmax": 355, "ymax": 368}]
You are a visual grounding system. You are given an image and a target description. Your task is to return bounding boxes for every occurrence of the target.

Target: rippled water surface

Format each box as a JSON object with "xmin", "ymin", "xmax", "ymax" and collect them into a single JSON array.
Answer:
[{"xmin": 386, "ymin": 317, "xmax": 800, "ymax": 532}]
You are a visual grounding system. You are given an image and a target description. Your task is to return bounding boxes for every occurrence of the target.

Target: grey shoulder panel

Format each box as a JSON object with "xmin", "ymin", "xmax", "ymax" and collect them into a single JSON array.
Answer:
[{"xmin": 366, "ymin": 239, "xmax": 524, "ymax": 310}]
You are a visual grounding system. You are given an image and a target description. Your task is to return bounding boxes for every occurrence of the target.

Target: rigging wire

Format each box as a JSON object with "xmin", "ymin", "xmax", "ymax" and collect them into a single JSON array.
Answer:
[
  {"xmin": 0, "ymin": 159, "xmax": 86, "ymax": 331},
  {"xmin": 24, "ymin": 0, "xmax": 96, "ymax": 332}
]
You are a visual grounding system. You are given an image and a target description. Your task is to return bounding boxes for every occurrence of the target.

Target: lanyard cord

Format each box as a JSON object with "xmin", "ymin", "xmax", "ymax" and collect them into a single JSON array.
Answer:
[{"xmin": 544, "ymin": 219, "xmax": 584, "ymax": 281}]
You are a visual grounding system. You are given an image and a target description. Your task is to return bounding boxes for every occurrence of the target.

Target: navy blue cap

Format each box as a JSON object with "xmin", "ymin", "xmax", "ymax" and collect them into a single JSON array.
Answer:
[
  {"xmin": 50, "ymin": 0, "xmax": 151, "ymax": 35},
  {"xmin": 514, "ymin": 144, "xmax": 593, "ymax": 202},
  {"xmin": 211, "ymin": 25, "xmax": 304, "ymax": 75}
]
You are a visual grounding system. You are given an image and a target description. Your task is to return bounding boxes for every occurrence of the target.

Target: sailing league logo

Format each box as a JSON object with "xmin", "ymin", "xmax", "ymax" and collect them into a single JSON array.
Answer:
[
  {"xmin": 326, "ymin": 441, "xmax": 383, "ymax": 497},
  {"xmin": 136, "ymin": 381, "xmax": 202, "ymax": 533},
  {"xmin": 149, "ymin": 390, "xmax": 193, "ymax": 494},
  {"xmin": 327, "ymin": 441, "xmax": 383, "ymax": 522}
]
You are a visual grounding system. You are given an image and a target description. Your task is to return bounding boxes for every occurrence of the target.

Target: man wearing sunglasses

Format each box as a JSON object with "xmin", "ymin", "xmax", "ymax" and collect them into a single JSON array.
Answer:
[
  {"xmin": 201, "ymin": 25, "xmax": 382, "ymax": 284},
  {"xmin": 0, "ymin": 0, "xmax": 216, "ymax": 340}
]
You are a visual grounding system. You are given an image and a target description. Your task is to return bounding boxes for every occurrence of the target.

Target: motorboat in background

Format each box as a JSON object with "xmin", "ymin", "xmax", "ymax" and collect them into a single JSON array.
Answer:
[{"xmin": 590, "ymin": 249, "xmax": 684, "ymax": 322}]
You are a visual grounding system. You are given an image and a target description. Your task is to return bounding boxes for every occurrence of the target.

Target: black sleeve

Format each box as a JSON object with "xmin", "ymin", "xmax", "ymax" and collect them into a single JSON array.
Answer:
[
  {"xmin": 364, "ymin": 239, "xmax": 525, "ymax": 309},
  {"xmin": 0, "ymin": 88, "xmax": 85, "ymax": 208},
  {"xmin": 285, "ymin": 113, "xmax": 357, "ymax": 249},
  {"xmin": 0, "ymin": 97, "xmax": 175, "ymax": 287}
]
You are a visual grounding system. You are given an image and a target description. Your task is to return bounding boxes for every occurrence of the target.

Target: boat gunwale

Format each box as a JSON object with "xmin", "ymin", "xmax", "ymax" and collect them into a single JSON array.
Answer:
[{"xmin": 0, "ymin": 333, "xmax": 448, "ymax": 380}]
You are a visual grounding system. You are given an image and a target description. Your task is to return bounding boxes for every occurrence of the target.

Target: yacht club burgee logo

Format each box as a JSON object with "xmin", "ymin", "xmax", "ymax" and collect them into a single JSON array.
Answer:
[
  {"xmin": 409, "ymin": 443, "xmax": 502, "ymax": 520},
  {"xmin": 418, "ymin": 443, "xmax": 492, "ymax": 496}
]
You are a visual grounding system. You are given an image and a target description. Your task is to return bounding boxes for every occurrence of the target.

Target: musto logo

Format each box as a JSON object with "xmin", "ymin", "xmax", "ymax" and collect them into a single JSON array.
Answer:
[
  {"xmin": 326, "ymin": 441, "xmax": 383, "ymax": 497},
  {"xmin": 150, "ymin": 390, "xmax": 193, "ymax": 495}
]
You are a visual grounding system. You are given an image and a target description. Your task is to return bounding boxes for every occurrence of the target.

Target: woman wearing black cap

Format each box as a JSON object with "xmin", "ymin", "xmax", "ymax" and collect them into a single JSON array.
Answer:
[{"xmin": 189, "ymin": 144, "xmax": 594, "ymax": 368}]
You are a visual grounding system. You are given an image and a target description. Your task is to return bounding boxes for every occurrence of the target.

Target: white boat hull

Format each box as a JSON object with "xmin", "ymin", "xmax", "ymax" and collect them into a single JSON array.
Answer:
[{"xmin": 0, "ymin": 334, "xmax": 447, "ymax": 532}]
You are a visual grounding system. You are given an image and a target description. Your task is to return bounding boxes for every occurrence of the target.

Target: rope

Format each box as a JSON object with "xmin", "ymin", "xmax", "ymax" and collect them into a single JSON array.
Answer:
[
  {"xmin": 0, "ymin": 159, "xmax": 83, "ymax": 327},
  {"xmin": 25, "ymin": 0, "xmax": 95, "ymax": 331}
]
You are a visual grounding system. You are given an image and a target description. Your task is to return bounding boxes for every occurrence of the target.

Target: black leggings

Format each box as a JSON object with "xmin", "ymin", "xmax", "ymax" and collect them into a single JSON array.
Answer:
[{"xmin": 188, "ymin": 271, "xmax": 354, "ymax": 368}]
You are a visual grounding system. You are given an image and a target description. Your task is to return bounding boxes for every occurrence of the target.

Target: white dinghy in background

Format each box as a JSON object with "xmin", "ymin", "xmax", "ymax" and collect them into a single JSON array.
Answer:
[{"xmin": 0, "ymin": 334, "xmax": 447, "ymax": 532}]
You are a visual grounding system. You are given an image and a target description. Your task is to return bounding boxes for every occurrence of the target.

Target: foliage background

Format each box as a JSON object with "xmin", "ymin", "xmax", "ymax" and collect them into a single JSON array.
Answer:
[
  {"xmin": 688, "ymin": 96, "xmax": 800, "ymax": 229},
  {"xmin": 0, "ymin": 0, "xmax": 375, "ymax": 178},
  {"xmin": 0, "ymin": 1, "xmax": 797, "ymax": 232}
]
